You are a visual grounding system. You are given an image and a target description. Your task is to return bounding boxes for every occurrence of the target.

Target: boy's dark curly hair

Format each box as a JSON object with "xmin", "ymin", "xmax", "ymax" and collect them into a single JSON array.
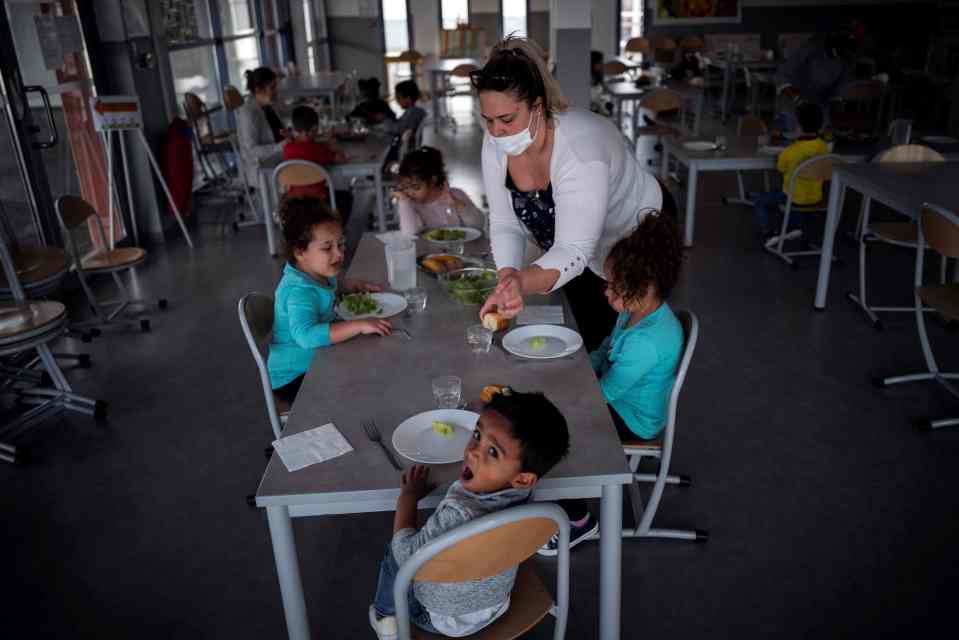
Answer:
[
  {"xmin": 606, "ymin": 212, "xmax": 683, "ymax": 304},
  {"xmin": 395, "ymin": 79, "xmax": 421, "ymax": 102},
  {"xmin": 279, "ymin": 195, "xmax": 341, "ymax": 264},
  {"xmin": 292, "ymin": 105, "xmax": 319, "ymax": 133},
  {"xmin": 398, "ymin": 146, "xmax": 447, "ymax": 189},
  {"xmin": 485, "ymin": 389, "xmax": 569, "ymax": 478}
]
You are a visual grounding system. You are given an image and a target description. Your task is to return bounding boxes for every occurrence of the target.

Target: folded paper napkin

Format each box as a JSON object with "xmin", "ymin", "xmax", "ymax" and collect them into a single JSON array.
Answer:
[
  {"xmin": 272, "ymin": 423, "xmax": 353, "ymax": 472},
  {"xmin": 517, "ymin": 305, "xmax": 565, "ymax": 325},
  {"xmin": 375, "ymin": 231, "xmax": 416, "ymax": 245}
]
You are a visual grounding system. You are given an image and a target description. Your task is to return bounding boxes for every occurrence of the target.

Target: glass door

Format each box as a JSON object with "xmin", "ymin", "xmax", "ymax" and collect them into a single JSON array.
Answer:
[{"xmin": 0, "ymin": 0, "xmax": 113, "ymax": 250}]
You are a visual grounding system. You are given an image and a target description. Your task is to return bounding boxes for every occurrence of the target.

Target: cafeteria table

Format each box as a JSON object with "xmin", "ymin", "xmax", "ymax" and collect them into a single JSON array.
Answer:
[
  {"xmin": 278, "ymin": 71, "xmax": 347, "ymax": 107},
  {"xmin": 255, "ymin": 233, "xmax": 633, "ymax": 640},
  {"xmin": 257, "ymin": 132, "xmax": 394, "ymax": 256},
  {"xmin": 814, "ymin": 162, "xmax": 959, "ymax": 309}
]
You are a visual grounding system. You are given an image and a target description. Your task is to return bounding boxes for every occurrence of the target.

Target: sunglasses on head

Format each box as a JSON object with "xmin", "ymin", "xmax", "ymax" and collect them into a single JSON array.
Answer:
[{"xmin": 469, "ymin": 69, "xmax": 513, "ymax": 91}]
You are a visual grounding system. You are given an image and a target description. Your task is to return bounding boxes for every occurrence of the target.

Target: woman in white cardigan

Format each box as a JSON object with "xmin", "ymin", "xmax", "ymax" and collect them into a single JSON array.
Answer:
[
  {"xmin": 476, "ymin": 38, "xmax": 676, "ymax": 350},
  {"xmin": 236, "ymin": 67, "xmax": 286, "ymax": 187}
]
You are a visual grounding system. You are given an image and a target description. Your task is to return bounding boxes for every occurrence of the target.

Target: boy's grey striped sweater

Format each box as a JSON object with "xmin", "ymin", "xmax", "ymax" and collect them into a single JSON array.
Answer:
[{"xmin": 391, "ymin": 481, "xmax": 531, "ymax": 616}]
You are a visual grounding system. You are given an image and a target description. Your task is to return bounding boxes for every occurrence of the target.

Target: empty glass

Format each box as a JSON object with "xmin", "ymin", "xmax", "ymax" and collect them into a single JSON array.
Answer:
[
  {"xmin": 404, "ymin": 287, "xmax": 427, "ymax": 314},
  {"xmin": 432, "ymin": 375, "xmax": 462, "ymax": 409},
  {"xmin": 467, "ymin": 324, "xmax": 493, "ymax": 354}
]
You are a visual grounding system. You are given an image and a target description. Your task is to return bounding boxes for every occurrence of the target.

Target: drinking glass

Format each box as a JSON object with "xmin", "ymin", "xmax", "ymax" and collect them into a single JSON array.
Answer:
[
  {"xmin": 404, "ymin": 287, "xmax": 427, "ymax": 314},
  {"xmin": 385, "ymin": 239, "xmax": 417, "ymax": 291},
  {"xmin": 432, "ymin": 375, "xmax": 462, "ymax": 409},
  {"xmin": 467, "ymin": 324, "xmax": 493, "ymax": 354}
]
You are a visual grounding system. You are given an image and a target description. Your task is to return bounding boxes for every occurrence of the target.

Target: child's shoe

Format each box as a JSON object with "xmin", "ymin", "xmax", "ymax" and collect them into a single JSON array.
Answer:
[
  {"xmin": 369, "ymin": 605, "xmax": 397, "ymax": 640},
  {"xmin": 537, "ymin": 513, "xmax": 599, "ymax": 556}
]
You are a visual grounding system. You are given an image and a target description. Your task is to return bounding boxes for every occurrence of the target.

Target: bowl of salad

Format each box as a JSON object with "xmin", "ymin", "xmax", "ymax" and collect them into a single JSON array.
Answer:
[{"xmin": 438, "ymin": 268, "xmax": 498, "ymax": 306}]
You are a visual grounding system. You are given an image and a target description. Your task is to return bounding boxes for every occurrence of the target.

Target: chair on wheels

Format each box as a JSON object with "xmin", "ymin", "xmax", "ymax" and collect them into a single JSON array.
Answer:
[
  {"xmin": 588, "ymin": 310, "xmax": 707, "ymax": 543},
  {"xmin": 0, "ymin": 233, "xmax": 106, "ymax": 465},
  {"xmin": 392, "ymin": 503, "xmax": 570, "ymax": 640},
  {"xmin": 765, "ymin": 154, "xmax": 845, "ymax": 268},
  {"xmin": 223, "ymin": 84, "xmax": 265, "ymax": 231},
  {"xmin": 722, "ymin": 115, "xmax": 770, "ymax": 207},
  {"xmin": 847, "ymin": 145, "xmax": 945, "ymax": 328},
  {"xmin": 237, "ymin": 293, "xmax": 284, "ymax": 440},
  {"xmin": 877, "ymin": 203, "xmax": 959, "ymax": 430},
  {"xmin": 55, "ymin": 195, "xmax": 167, "ymax": 333}
]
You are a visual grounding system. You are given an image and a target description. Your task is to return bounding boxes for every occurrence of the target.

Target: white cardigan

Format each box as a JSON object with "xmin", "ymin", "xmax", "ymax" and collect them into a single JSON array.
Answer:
[
  {"xmin": 482, "ymin": 109, "xmax": 663, "ymax": 291},
  {"xmin": 236, "ymin": 97, "xmax": 283, "ymax": 187}
]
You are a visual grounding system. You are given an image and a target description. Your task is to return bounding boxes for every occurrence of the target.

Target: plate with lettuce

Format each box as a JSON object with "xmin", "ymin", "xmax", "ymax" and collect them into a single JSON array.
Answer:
[
  {"xmin": 336, "ymin": 292, "xmax": 407, "ymax": 320},
  {"xmin": 501, "ymin": 324, "xmax": 583, "ymax": 359},
  {"xmin": 419, "ymin": 226, "xmax": 482, "ymax": 245}
]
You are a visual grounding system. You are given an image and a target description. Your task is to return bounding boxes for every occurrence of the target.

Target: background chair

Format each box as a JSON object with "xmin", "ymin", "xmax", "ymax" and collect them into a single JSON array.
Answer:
[
  {"xmin": 55, "ymin": 195, "xmax": 166, "ymax": 333},
  {"xmin": 847, "ymin": 145, "xmax": 945, "ymax": 328},
  {"xmin": 722, "ymin": 115, "xmax": 770, "ymax": 206},
  {"xmin": 392, "ymin": 503, "xmax": 570, "ymax": 640},
  {"xmin": 653, "ymin": 38, "xmax": 678, "ymax": 67},
  {"xmin": 765, "ymin": 154, "xmax": 844, "ymax": 267},
  {"xmin": 437, "ymin": 63, "xmax": 479, "ymax": 131},
  {"xmin": 601, "ymin": 60, "xmax": 629, "ymax": 84},
  {"xmin": 182, "ymin": 92, "xmax": 233, "ymax": 183},
  {"xmin": 877, "ymin": 203, "xmax": 959, "ymax": 430},
  {"xmin": 634, "ymin": 88, "xmax": 685, "ymax": 166},
  {"xmin": 238, "ymin": 293, "xmax": 283, "ymax": 440},
  {"xmin": 679, "ymin": 35, "xmax": 705, "ymax": 51},
  {"xmin": 223, "ymin": 84, "xmax": 265, "ymax": 231},
  {"xmin": 624, "ymin": 37, "xmax": 650, "ymax": 61},
  {"xmin": 272, "ymin": 160, "xmax": 338, "ymax": 214},
  {"xmin": 832, "ymin": 81, "xmax": 886, "ymax": 135}
]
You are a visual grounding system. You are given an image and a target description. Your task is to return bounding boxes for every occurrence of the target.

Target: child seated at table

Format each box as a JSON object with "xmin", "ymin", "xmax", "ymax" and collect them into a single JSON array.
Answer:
[
  {"xmin": 395, "ymin": 146, "xmax": 485, "ymax": 234},
  {"xmin": 268, "ymin": 196, "xmax": 391, "ymax": 408},
  {"xmin": 540, "ymin": 213, "xmax": 683, "ymax": 556},
  {"xmin": 350, "ymin": 77, "xmax": 397, "ymax": 124},
  {"xmin": 384, "ymin": 80, "xmax": 427, "ymax": 138},
  {"xmin": 753, "ymin": 102, "xmax": 829, "ymax": 245},
  {"xmin": 369, "ymin": 389, "xmax": 570, "ymax": 639},
  {"xmin": 282, "ymin": 105, "xmax": 347, "ymax": 203}
]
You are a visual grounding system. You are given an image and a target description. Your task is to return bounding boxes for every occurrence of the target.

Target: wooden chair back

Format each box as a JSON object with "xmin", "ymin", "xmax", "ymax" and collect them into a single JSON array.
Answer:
[
  {"xmin": 640, "ymin": 88, "xmax": 683, "ymax": 114},
  {"xmin": 223, "ymin": 85, "xmax": 244, "ymax": 112},
  {"xmin": 737, "ymin": 114, "xmax": 768, "ymax": 136},
  {"xmin": 55, "ymin": 194, "xmax": 97, "ymax": 230},
  {"xmin": 625, "ymin": 37, "xmax": 650, "ymax": 55},
  {"xmin": 273, "ymin": 161, "xmax": 338, "ymax": 210},
  {"xmin": 396, "ymin": 49, "xmax": 424, "ymax": 65},
  {"xmin": 839, "ymin": 80, "xmax": 883, "ymax": 102},
  {"xmin": 920, "ymin": 205, "xmax": 959, "ymax": 259},
  {"xmin": 450, "ymin": 63, "xmax": 478, "ymax": 78},
  {"xmin": 876, "ymin": 144, "xmax": 944, "ymax": 164},
  {"xmin": 602, "ymin": 61, "xmax": 628, "ymax": 77},
  {"xmin": 414, "ymin": 518, "xmax": 558, "ymax": 582},
  {"xmin": 796, "ymin": 154, "xmax": 844, "ymax": 182},
  {"xmin": 183, "ymin": 92, "xmax": 214, "ymax": 140},
  {"xmin": 679, "ymin": 35, "xmax": 705, "ymax": 50}
]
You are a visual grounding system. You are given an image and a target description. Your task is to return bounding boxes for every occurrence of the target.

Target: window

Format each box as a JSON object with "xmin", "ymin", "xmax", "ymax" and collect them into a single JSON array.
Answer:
[
  {"xmin": 170, "ymin": 46, "xmax": 220, "ymax": 107},
  {"xmin": 382, "ymin": 0, "xmax": 411, "ymax": 55},
  {"xmin": 216, "ymin": 0, "xmax": 255, "ymax": 35},
  {"xmin": 302, "ymin": 0, "xmax": 330, "ymax": 73},
  {"xmin": 441, "ymin": 0, "xmax": 469, "ymax": 30},
  {"xmin": 619, "ymin": 0, "xmax": 644, "ymax": 54},
  {"xmin": 161, "ymin": 0, "xmax": 213, "ymax": 44},
  {"xmin": 224, "ymin": 36, "xmax": 261, "ymax": 90},
  {"xmin": 501, "ymin": 0, "xmax": 527, "ymax": 38}
]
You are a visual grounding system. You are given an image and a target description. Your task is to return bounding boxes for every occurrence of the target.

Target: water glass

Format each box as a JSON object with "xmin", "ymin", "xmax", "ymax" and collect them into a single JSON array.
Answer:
[
  {"xmin": 467, "ymin": 324, "xmax": 493, "ymax": 354},
  {"xmin": 432, "ymin": 375, "xmax": 462, "ymax": 409},
  {"xmin": 404, "ymin": 287, "xmax": 427, "ymax": 314},
  {"xmin": 385, "ymin": 239, "xmax": 417, "ymax": 291}
]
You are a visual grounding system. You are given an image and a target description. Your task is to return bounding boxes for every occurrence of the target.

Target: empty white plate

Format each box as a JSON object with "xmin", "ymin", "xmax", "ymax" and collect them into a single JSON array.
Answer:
[
  {"xmin": 419, "ymin": 226, "xmax": 483, "ymax": 245},
  {"xmin": 336, "ymin": 292, "xmax": 407, "ymax": 320},
  {"xmin": 921, "ymin": 135, "xmax": 959, "ymax": 144},
  {"xmin": 682, "ymin": 140, "xmax": 719, "ymax": 152},
  {"xmin": 502, "ymin": 324, "xmax": 583, "ymax": 359},
  {"xmin": 392, "ymin": 409, "xmax": 479, "ymax": 464},
  {"xmin": 759, "ymin": 145, "xmax": 787, "ymax": 155}
]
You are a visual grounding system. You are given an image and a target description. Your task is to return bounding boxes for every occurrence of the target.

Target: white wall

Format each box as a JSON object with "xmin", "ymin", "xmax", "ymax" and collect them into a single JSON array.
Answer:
[
  {"xmin": 409, "ymin": 0, "xmax": 440, "ymax": 58},
  {"xmin": 590, "ymin": 0, "xmax": 617, "ymax": 58},
  {"xmin": 472, "ymin": 0, "xmax": 499, "ymax": 13},
  {"xmin": 326, "ymin": 0, "xmax": 360, "ymax": 17}
]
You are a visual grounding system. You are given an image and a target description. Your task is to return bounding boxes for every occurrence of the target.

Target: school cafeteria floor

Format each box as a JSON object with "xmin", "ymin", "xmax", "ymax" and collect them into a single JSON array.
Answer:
[{"xmin": 3, "ymin": 109, "xmax": 958, "ymax": 639}]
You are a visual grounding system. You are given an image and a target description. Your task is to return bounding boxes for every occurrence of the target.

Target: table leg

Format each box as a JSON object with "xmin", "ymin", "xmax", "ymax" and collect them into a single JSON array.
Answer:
[
  {"xmin": 430, "ymin": 71, "xmax": 439, "ymax": 131},
  {"xmin": 258, "ymin": 170, "xmax": 278, "ymax": 257},
  {"xmin": 815, "ymin": 175, "xmax": 846, "ymax": 309},
  {"xmin": 684, "ymin": 165, "xmax": 698, "ymax": 247},
  {"xmin": 266, "ymin": 506, "xmax": 311, "ymax": 640},
  {"xmin": 374, "ymin": 166, "xmax": 386, "ymax": 232},
  {"xmin": 599, "ymin": 483, "xmax": 623, "ymax": 640},
  {"xmin": 721, "ymin": 64, "xmax": 730, "ymax": 122}
]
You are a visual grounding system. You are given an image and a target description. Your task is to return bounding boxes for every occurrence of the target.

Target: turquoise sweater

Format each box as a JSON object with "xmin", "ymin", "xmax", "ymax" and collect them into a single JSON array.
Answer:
[
  {"xmin": 268, "ymin": 263, "xmax": 337, "ymax": 389},
  {"xmin": 589, "ymin": 304, "xmax": 683, "ymax": 439}
]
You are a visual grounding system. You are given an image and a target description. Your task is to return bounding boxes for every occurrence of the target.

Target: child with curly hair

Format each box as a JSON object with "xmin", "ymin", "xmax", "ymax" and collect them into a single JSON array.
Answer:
[
  {"xmin": 268, "ymin": 196, "xmax": 391, "ymax": 408},
  {"xmin": 539, "ymin": 212, "xmax": 684, "ymax": 555}
]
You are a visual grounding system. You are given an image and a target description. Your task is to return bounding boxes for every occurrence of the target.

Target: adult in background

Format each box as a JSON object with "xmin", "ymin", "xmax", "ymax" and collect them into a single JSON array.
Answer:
[
  {"xmin": 236, "ymin": 67, "xmax": 286, "ymax": 188},
  {"xmin": 776, "ymin": 29, "xmax": 862, "ymax": 112},
  {"xmin": 475, "ymin": 37, "xmax": 677, "ymax": 351}
]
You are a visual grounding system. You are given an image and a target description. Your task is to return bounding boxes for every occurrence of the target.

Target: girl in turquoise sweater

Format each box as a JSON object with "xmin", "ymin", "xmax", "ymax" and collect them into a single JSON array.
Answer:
[
  {"xmin": 541, "ymin": 212, "xmax": 685, "ymax": 555},
  {"xmin": 268, "ymin": 197, "xmax": 391, "ymax": 408}
]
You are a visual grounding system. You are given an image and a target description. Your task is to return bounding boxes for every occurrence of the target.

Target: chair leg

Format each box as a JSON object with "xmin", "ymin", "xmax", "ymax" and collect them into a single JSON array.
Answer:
[{"xmin": 846, "ymin": 200, "xmax": 883, "ymax": 328}]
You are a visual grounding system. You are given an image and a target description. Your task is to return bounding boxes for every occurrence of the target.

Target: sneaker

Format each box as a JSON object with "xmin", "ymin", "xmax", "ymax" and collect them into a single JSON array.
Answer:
[
  {"xmin": 537, "ymin": 514, "xmax": 599, "ymax": 557},
  {"xmin": 368, "ymin": 605, "xmax": 397, "ymax": 640}
]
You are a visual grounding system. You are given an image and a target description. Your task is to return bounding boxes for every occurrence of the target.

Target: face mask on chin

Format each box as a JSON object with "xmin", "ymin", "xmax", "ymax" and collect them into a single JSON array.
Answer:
[{"xmin": 489, "ymin": 108, "xmax": 541, "ymax": 156}]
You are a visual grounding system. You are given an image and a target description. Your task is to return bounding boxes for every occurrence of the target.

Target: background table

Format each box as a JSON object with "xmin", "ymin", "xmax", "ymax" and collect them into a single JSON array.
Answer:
[
  {"xmin": 427, "ymin": 58, "xmax": 480, "ymax": 130},
  {"xmin": 255, "ymin": 234, "xmax": 633, "ymax": 640},
  {"xmin": 257, "ymin": 132, "xmax": 394, "ymax": 256},
  {"xmin": 815, "ymin": 162, "xmax": 959, "ymax": 309},
  {"xmin": 278, "ymin": 72, "xmax": 346, "ymax": 106}
]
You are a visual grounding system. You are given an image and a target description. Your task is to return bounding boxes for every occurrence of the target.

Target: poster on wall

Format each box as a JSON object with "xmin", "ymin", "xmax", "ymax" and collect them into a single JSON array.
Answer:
[{"xmin": 652, "ymin": 0, "xmax": 742, "ymax": 25}]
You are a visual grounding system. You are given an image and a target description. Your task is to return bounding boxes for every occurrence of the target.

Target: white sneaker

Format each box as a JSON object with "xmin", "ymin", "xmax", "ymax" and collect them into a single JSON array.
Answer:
[{"xmin": 369, "ymin": 605, "xmax": 397, "ymax": 640}]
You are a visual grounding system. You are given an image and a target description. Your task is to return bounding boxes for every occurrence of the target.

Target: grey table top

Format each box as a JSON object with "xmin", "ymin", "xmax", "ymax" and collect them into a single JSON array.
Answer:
[
  {"xmin": 604, "ymin": 80, "xmax": 702, "ymax": 100},
  {"xmin": 258, "ymin": 132, "xmax": 394, "ymax": 176},
  {"xmin": 256, "ymin": 234, "xmax": 632, "ymax": 506},
  {"xmin": 833, "ymin": 161, "xmax": 959, "ymax": 215},
  {"xmin": 278, "ymin": 72, "xmax": 346, "ymax": 96},
  {"xmin": 427, "ymin": 58, "xmax": 480, "ymax": 73},
  {"xmin": 665, "ymin": 134, "xmax": 872, "ymax": 168}
]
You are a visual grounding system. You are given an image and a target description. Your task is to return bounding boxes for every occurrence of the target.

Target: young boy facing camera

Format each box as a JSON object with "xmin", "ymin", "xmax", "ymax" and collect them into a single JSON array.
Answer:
[{"xmin": 369, "ymin": 389, "xmax": 569, "ymax": 639}]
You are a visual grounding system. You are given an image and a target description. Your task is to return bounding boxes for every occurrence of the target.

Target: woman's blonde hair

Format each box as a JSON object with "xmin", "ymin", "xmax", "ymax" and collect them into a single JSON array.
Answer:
[{"xmin": 473, "ymin": 36, "xmax": 568, "ymax": 120}]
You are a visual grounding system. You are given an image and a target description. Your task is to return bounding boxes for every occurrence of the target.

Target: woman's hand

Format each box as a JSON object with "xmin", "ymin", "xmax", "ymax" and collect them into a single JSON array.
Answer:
[
  {"xmin": 400, "ymin": 465, "xmax": 436, "ymax": 500},
  {"xmin": 479, "ymin": 268, "xmax": 525, "ymax": 320}
]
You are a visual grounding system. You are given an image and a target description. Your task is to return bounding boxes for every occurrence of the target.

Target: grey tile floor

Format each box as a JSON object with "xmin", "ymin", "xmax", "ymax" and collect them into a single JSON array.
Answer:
[{"xmin": 3, "ymin": 108, "xmax": 959, "ymax": 639}]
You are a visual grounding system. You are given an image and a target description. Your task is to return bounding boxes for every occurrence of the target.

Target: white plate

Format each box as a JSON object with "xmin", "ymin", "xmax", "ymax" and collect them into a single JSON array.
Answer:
[
  {"xmin": 759, "ymin": 145, "xmax": 787, "ymax": 155},
  {"xmin": 921, "ymin": 135, "xmax": 959, "ymax": 145},
  {"xmin": 502, "ymin": 324, "xmax": 583, "ymax": 359},
  {"xmin": 682, "ymin": 140, "xmax": 719, "ymax": 152},
  {"xmin": 419, "ymin": 226, "xmax": 483, "ymax": 245},
  {"xmin": 392, "ymin": 409, "xmax": 479, "ymax": 464},
  {"xmin": 336, "ymin": 292, "xmax": 407, "ymax": 320}
]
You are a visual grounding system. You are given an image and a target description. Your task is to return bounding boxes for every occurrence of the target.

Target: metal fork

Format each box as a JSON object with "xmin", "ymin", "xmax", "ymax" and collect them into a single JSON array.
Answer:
[
  {"xmin": 393, "ymin": 327, "xmax": 413, "ymax": 340},
  {"xmin": 362, "ymin": 420, "xmax": 403, "ymax": 470}
]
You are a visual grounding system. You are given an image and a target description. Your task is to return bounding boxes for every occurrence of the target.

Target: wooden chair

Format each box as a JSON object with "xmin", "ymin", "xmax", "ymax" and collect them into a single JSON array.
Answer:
[
  {"xmin": 624, "ymin": 37, "xmax": 650, "ymax": 59},
  {"xmin": 679, "ymin": 35, "xmax": 705, "ymax": 51},
  {"xmin": 238, "ymin": 293, "xmax": 284, "ymax": 439},
  {"xmin": 602, "ymin": 60, "xmax": 629, "ymax": 81},
  {"xmin": 653, "ymin": 38, "xmax": 678, "ymax": 66},
  {"xmin": 183, "ymin": 92, "xmax": 233, "ymax": 182},
  {"xmin": 878, "ymin": 203, "xmax": 959, "ymax": 430},
  {"xmin": 847, "ymin": 145, "xmax": 946, "ymax": 328},
  {"xmin": 0, "ymin": 233, "xmax": 105, "ymax": 464},
  {"xmin": 588, "ymin": 310, "xmax": 707, "ymax": 543},
  {"xmin": 833, "ymin": 80, "xmax": 885, "ymax": 134},
  {"xmin": 54, "ymin": 195, "xmax": 166, "ymax": 333},
  {"xmin": 272, "ymin": 160, "xmax": 338, "ymax": 212},
  {"xmin": 765, "ymin": 154, "xmax": 845, "ymax": 267},
  {"xmin": 722, "ymin": 115, "xmax": 770, "ymax": 207},
  {"xmin": 391, "ymin": 503, "xmax": 570, "ymax": 640},
  {"xmin": 633, "ymin": 88, "xmax": 684, "ymax": 159},
  {"xmin": 223, "ymin": 84, "xmax": 264, "ymax": 231}
]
